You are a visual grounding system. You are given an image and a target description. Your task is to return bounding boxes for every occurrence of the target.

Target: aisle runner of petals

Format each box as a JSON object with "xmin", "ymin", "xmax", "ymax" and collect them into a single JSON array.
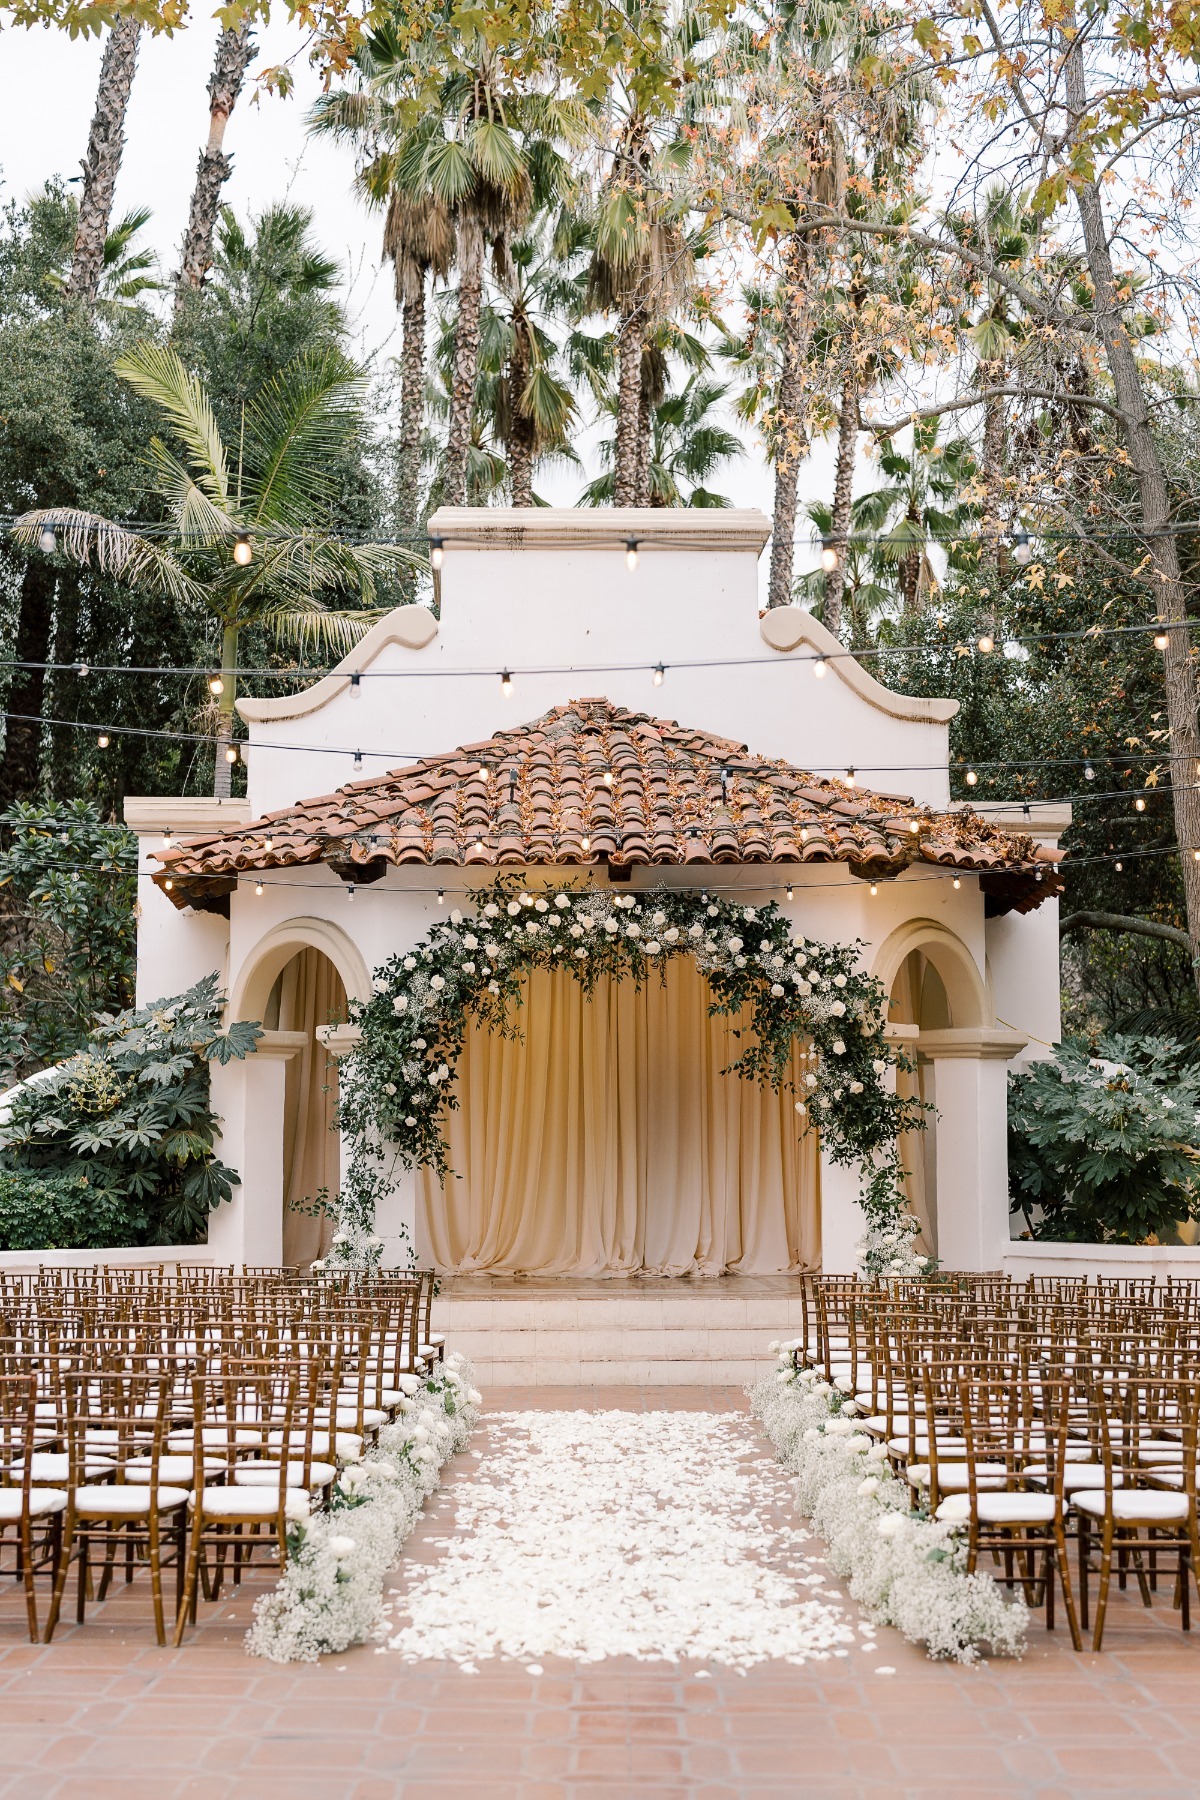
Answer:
[{"xmin": 384, "ymin": 1410, "xmax": 861, "ymax": 1670}]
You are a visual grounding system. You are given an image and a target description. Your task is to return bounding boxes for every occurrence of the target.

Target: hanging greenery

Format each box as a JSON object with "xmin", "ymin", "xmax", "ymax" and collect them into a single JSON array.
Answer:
[{"xmin": 333, "ymin": 877, "xmax": 927, "ymax": 1276}]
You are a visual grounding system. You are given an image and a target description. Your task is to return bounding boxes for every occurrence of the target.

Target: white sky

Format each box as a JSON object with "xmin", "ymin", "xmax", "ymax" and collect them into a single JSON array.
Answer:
[{"xmin": 0, "ymin": 16, "xmax": 835, "ymax": 564}]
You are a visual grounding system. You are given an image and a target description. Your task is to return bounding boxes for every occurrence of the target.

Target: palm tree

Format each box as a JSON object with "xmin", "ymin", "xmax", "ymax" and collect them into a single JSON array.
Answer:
[
  {"xmin": 40, "ymin": 194, "xmax": 161, "ymax": 312},
  {"xmin": 872, "ymin": 422, "xmax": 979, "ymax": 615},
  {"xmin": 13, "ymin": 345, "xmax": 423, "ymax": 796},
  {"xmin": 491, "ymin": 208, "xmax": 587, "ymax": 503},
  {"xmin": 67, "ymin": 16, "xmax": 142, "ymax": 304},
  {"xmin": 176, "ymin": 25, "xmax": 257, "ymax": 306},
  {"xmin": 795, "ymin": 492, "xmax": 898, "ymax": 647},
  {"xmin": 582, "ymin": 373, "xmax": 743, "ymax": 506}
]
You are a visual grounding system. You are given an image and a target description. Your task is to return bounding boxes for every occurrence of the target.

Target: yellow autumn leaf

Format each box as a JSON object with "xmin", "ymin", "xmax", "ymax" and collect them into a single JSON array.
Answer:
[{"xmin": 7, "ymin": 973, "xmax": 24, "ymax": 994}]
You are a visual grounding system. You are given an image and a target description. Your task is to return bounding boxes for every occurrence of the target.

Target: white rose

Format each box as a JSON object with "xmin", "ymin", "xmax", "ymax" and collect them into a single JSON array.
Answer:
[
  {"xmin": 392, "ymin": 996, "xmax": 408, "ymax": 1014},
  {"xmin": 485, "ymin": 942, "xmax": 499, "ymax": 957},
  {"xmin": 771, "ymin": 955, "xmax": 785, "ymax": 969},
  {"xmin": 507, "ymin": 901, "xmax": 521, "ymax": 916},
  {"xmin": 555, "ymin": 894, "xmax": 570, "ymax": 909},
  {"xmin": 484, "ymin": 903, "xmax": 499, "ymax": 918},
  {"xmin": 462, "ymin": 961, "xmax": 476, "ymax": 975},
  {"xmin": 430, "ymin": 974, "xmax": 445, "ymax": 991},
  {"xmin": 833, "ymin": 973, "xmax": 847, "ymax": 988},
  {"xmin": 794, "ymin": 952, "xmax": 807, "ymax": 967},
  {"xmin": 796, "ymin": 979, "xmax": 811, "ymax": 996},
  {"xmin": 794, "ymin": 1101, "xmax": 807, "ymax": 1116},
  {"xmin": 403, "ymin": 956, "xmax": 416, "ymax": 971},
  {"xmin": 771, "ymin": 983, "xmax": 785, "ymax": 998},
  {"xmin": 626, "ymin": 922, "xmax": 641, "ymax": 938},
  {"xmin": 652, "ymin": 910, "xmax": 666, "ymax": 926},
  {"xmin": 373, "ymin": 977, "xmax": 388, "ymax": 993},
  {"xmin": 309, "ymin": 1259, "xmax": 325, "ymax": 1272},
  {"xmin": 438, "ymin": 1063, "xmax": 449, "ymax": 1080},
  {"xmin": 644, "ymin": 941, "xmax": 661, "ymax": 955},
  {"xmin": 415, "ymin": 1037, "xmax": 426, "ymax": 1049},
  {"xmin": 467, "ymin": 1388, "xmax": 483, "ymax": 1405},
  {"xmin": 735, "ymin": 955, "xmax": 747, "ymax": 968},
  {"xmin": 849, "ymin": 1080, "xmax": 864, "ymax": 1094},
  {"xmin": 832, "ymin": 1039, "xmax": 846, "ymax": 1055},
  {"xmin": 450, "ymin": 908, "xmax": 462, "ymax": 924},
  {"xmin": 405, "ymin": 1115, "xmax": 416, "ymax": 1126},
  {"xmin": 689, "ymin": 923, "xmax": 703, "ymax": 938},
  {"xmin": 805, "ymin": 1072, "xmax": 818, "ymax": 1088},
  {"xmin": 327, "ymin": 1535, "xmax": 356, "ymax": 1559},
  {"xmin": 526, "ymin": 922, "xmax": 539, "ymax": 936},
  {"xmin": 834, "ymin": 1375, "xmax": 855, "ymax": 1394},
  {"xmin": 825, "ymin": 1417, "xmax": 855, "ymax": 1436},
  {"xmin": 569, "ymin": 922, "xmax": 584, "ymax": 938},
  {"xmin": 743, "ymin": 906, "xmax": 756, "ymax": 920},
  {"xmin": 831, "ymin": 1000, "xmax": 846, "ymax": 1017},
  {"xmin": 858, "ymin": 1476, "xmax": 880, "ymax": 1497},
  {"xmin": 284, "ymin": 1493, "xmax": 310, "ymax": 1523},
  {"xmin": 535, "ymin": 897, "xmax": 549, "ymax": 912},
  {"xmin": 876, "ymin": 1514, "xmax": 906, "ymax": 1539},
  {"xmin": 872, "ymin": 1059, "xmax": 887, "ymax": 1075},
  {"xmin": 384, "ymin": 1081, "xmax": 397, "ymax": 1096},
  {"xmin": 581, "ymin": 914, "xmax": 595, "ymax": 930},
  {"xmin": 428, "ymin": 1071, "xmax": 441, "ymax": 1085},
  {"xmin": 463, "ymin": 933, "xmax": 478, "ymax": 950},
  {"xmin": 663, "ymin": 926, "xmax": 679, "ymax": 942},
  {"xmin": 487, "ymin": 981, "xmax": 500, "ymax": 995},
  {"xmin": 603, "ymin": 917, "xmax": 618, "ymax": 934},
  {"xmin": 574, "ymin": 946, "xmax": 587, "ymax": 959},
  {"xmin": 727, "ymin": 936, "xmax": 743, "ymax": 953}
]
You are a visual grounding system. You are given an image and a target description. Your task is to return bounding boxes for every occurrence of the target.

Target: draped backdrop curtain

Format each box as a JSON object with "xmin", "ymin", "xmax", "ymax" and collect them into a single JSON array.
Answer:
[
  {"xmin": 419, "ymin": 957, "xmax": 820, "ymax": 1276},
  {"xmin": 277, "ymin": 949, "xmax": 346, "ymax": 1269}
]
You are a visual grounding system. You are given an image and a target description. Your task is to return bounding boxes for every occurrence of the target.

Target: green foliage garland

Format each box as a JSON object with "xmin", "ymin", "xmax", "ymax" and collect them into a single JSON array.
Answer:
[{"xmin": 336, "ymin": 878, "xmax": 926, "ymax": 1275}]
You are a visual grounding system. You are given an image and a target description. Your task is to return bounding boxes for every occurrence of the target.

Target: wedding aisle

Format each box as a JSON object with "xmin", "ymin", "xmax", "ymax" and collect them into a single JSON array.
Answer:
[{"xmin": 383, "ymin": 1407, "xmax": 867, "ymax": 1672}]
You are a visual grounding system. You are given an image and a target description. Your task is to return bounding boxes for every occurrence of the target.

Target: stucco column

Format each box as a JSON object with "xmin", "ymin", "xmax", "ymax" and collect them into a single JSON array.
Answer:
[
  {"xmin": 207, "ymin": 1030, "xmax": 306, "ymax": 1266},
  {"xmin": 317, "ymin": 1024, "xmax": 417, "ymax": 1269},
  {"xmin": 818, "ymin": 1153, "xmax": 866, "ymax": 1274},
  {"xmin": 918, "ymin": 1027, "xmax": 1027, "ymax": 1272}
]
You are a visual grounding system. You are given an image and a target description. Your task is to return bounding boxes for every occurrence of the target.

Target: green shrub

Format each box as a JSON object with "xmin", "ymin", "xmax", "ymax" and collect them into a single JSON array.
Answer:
[
  {"xmin": 0, "ymin": 1170, "xmax": 144, "ymax": 1251},
  {"xmin": 0, "ymin": 974, "xmax": 261, "ymax": 1245},
  {"xmin": 1008, "ymin": 1034, "xmax": 1200, "ymax": 1244}
]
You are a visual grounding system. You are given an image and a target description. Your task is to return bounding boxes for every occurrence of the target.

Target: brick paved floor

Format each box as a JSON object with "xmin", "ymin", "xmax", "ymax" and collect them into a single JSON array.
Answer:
[{"xmin": 1, "ymin": 1386, "xmax": 1197, "ymax": 1800}]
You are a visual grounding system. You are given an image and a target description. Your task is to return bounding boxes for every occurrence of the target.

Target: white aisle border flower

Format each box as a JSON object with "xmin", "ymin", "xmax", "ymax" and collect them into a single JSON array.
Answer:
[
  {"xmin": 246, "ymin": 1354, "xmax": 482, "ymax": 1663},
  {"xmin": 749, "ymin": 1347, "xmax": 1028, "ymax": 1664}
]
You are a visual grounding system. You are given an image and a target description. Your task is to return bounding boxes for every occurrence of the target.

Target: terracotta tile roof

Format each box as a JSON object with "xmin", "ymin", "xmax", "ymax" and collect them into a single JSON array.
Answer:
[{"xmin": 153, "ymin": 699, "xmax": 1063, "ymax": 914}]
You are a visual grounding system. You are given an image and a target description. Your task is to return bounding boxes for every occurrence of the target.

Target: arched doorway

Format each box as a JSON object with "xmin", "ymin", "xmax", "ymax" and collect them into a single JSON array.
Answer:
[
  {"xmin": 417, "ymin": 956, "xmax": 821, "ymax": 1276},
  {"xmin": 262, "ymin": 949, "xmax": 348, "ymax": 1267}
]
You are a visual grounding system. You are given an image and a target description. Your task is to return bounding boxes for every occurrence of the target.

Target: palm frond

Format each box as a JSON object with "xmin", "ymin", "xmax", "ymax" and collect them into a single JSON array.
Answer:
[
  {"xmin": 114, "ymin": 343, "xmax": 231, "ymax": 508},
  {"xmin": 11, "ymin": 509, "xmax": 202, "ymax": 604}
]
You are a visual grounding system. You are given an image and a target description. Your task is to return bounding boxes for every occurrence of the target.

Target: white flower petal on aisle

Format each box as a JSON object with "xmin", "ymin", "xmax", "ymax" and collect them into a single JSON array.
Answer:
[{"xmin": 384, "ymin": 1410, "xmax": 857, "ymax": 1669}]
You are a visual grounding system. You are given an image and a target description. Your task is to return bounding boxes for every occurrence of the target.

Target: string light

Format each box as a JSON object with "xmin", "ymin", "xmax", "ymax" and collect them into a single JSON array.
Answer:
[
  {"xmin": 255, "ymin": 880, "xmax": 264, "ymax": 896},
  {"xmin": 813, "ymin": 656, "xmax": 828, "ymax": 679},
  {"xmin": 1115, "ymin": 860, "xmax": 1124, "ymax": 871},
  {"xmin": 965, "ymin": 769, "xmax": 978, "ymax": 787},
  {"xmin": 1153, "ymin": 625, "xmax": 1170, "ymax": 650},
  {"xmin": 625, "ymin": 538, "xmax": 640, "ymax": 573},
  {"xmin": 164, "ymin": 878, "xmax": 173, "ymax": 891},
  {"xmin": 473, "ymin": 836, "xmax": 485, "ymax": 856},
  {"xmin": 603, "ymin": 770, "xmax": 614, "ymax": 787},
  {"xmin": 429, "ymin": 535, "xmax": 444, "ymax": 572},
  {"xmin": 953, "ymin": 877, "xmax": 961, "ymax": 890},
  {"xmin": 263, "ymin": 837, "xmax": 273, "ymax": 853},
  {"xmin": 350, "ymin": 673, "xmax": 362, "ymax": 698},
  {"xmin": 97, "ymin": 732, "xmax": 109, "ymax": 749},
  {"xmin": 208, "ymin": 675, "xmax": 224, "ymax": 696},
  {"xmin": 224, "ymin": 745, "xmax": 238, "ymax": 764},
  {"xmin": 76, "ymin": 663, "xmax": 89, "ymax": 678},
  {"xmin": 1084, "ymin": 763, "xmax": 1095, "ymax": 781},
  {"xmin": 581, "ymin": 834, "xmax": 591, "ymax": 852},
  {"xmin": 500, "ymin": 670, "xmax": 513, "ymax": 698},
  {"xmin": 437, "ymin": 888, "xmax": 445, "ymax": 904},
  {"xmin": 820, "ymin": 538, "xmax": 839, "ymax": 573},
  {"xmin": 232, "ymin": 532, "xmax": 253, "ymax": 567},
  {"xmin": 977, "ymin": 633, "xmax": 995, "ymax": 654},
  {"xmin": 353, "ymin": 750, "xmax": 363, "ymax": 772},
  {"xmin": 845, "ymin": 767, "xmax": 856, "ymax": 787},
  {"xmin": 161, "ymin": 830, "xmax": 173, "ymax": 849},
  {"xmin": 347, "ymin": 883, "xmax": 355, "ymax": 900},
  {"xmin": 38, "ymin": 522, "xmax": 56, "ymax": 555},
  {"xmin": 785, "ymin": 883, "xmax": 794, "ymax": 901},
  {"xmin": 1013, "ymin": 530, "xmax": 1033, "ymax": 566},
  {"xmin": 800, "ymin": 827, "xmax": 809, "ymax": 844},
  {"xmin": 869, "ymin": 882, "xmax": 878, "ymax": 895},
  {"xmin": 1134, "ymin": 796, "xmax": 1146, "ymax": 811},
  {"xmin": 908, "ymin": 820, "xmax": 919, "ymax": 833}
]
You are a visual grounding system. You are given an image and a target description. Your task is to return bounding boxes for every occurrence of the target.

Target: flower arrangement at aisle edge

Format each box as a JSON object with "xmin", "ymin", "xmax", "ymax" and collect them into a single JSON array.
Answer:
[
  {"xmin": 246, "ymin": 1354, "xmax": 481, "ymax": 1663},
  {"xmin": 337, "ymin": 876, "xmax": 928, "ymax": 1277},
  {"xmin": 750, "ymin": 1346, "xmax": 1028, "ymax": 1663}
]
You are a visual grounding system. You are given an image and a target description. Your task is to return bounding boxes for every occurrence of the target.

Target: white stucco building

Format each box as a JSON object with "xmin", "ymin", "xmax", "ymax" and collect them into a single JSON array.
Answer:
[{"xmin": 126, "ymin": 509, "xmax": 1067, "ymax": 1277}]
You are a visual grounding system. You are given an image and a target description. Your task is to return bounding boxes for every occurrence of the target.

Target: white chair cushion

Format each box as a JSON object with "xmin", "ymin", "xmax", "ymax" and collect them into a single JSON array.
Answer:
[
  {"xmin": 234, "ymin": 1461, "xmax": 337, "ymax": 1489},
  {"xmin": 72, "ymin": 1485, "xmax": 189, "ymax": 1516},
  {"xmin": 19, "ymin": 1454, "xmax": 111, "ymax": 1482},
  {"xmin": 938, "ymin": 1491, "xmax": 1058, "ymax": 1525},
  {"xmin": 888, "ymin": 1436, "xmax": 967, "ymax": 1459},
  {"xmin": 268, "ymin": 1431, "xmax": 362, "ymax": 1461},
  {"xmin": 168, "ymin": 1427, "xmax": 260, "ymax": 1452},
  {"xmin": 907, "ymin": 1462, "xmax": 1007, "ymax": 1491},
  {"xmin": 1024, "ymin": 1462, "xmax": 1124, "ymax": 1493},
  {"xmin": 0, "ymin": 1487, "xmax": 68, "ymax": 1520},
  {"xmin": 193, "ymin": 1486, "xmax": 309, "ymax": 1519},
  {"xmin": 1071, "ymin": 1488, "xmax": 1191, "ymax": 1523},
  {"xmin": 124, "ymin": 1456, "xmax": 223, "ymax": 1485}
]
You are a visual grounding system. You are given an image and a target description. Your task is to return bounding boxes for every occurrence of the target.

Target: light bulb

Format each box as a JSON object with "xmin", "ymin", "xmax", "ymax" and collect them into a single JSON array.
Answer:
[
  {"xmin": 820, "ymin": 540, "xmax": 838, "ymax": 573},
  {"xmin": 255, "ymin": 880, "xmax": 264, "ymax": 896},
  {"xmin": 953, "ymin": 877, "xmax": 961, "ymax": 890},
  {"xmin": 347, "ymin": 883, "xmax": 355, "ymax": 901},
  {"xmin": 500, "ymin": 670, "xmax": 513, "ymax": 697},
  {"xmin": 162, "ymin": 831, "xmax": 173, "ymax": 849},
  {"xmin": 225, "ymin": 745, "xmax": 238, "ymax": 764},
  {"xmin": 908, "ymin": 819, "xmax": 919, "ymax": 833},
  {"xmin": 1115, "ymin": 860, "xmax": 1123, "ymax": 872},
  {"xmin": 785, "ymin": 884, "xmax": 794, "ymax": 901},
  {"xmin": 602, "ymin": 770, "xmax": 614, "ymax": 787},
  {"xmin": 581, "ymin": 834, "xmax": 591, "ymax": 852},
  {"xmin": 38, "ymin": 522, "xmax": 57, "ymax": 555},
  {"xmin": 353, "ymin": 750, "xmax": 363, "ymax": 772},
  {"xmin": 164, "ymin": 878, "xmax": 173, "ymax": 891},
  {"xmin": 813, "ymin": 656, "xmax": 827, "ymax": 679},
  {"xmin": 625, "ymin": 538, "xmax": 639, "ymax": 572},
  {"xmin": 1013, "ymin": 531, "xmax": 1032, "ymax": 565},
  {"xmin": 437, "ymin": 888, "xmax": 445, "ymax": 905},
  {"xmin": 350, "ymin": 673, "xmax": 362, "ymax": 698},
  {"xmin": 429, "ymin": 535, "xmax": 444, "ymax": 571},
  {"xmin": 1084, "ymin": 763, "xmax": 1095, "ymax": 781},
  {"xmin": 965, "ymin": 769, "xmax": 978, "ymax": 787},
  {"xmin": 263, "ymin": 837, "xmax": 272, "ymax": 853},
  {"xmin": 977, "ymin": 633, "xmax": 995, "ymax": 655},
  {"xmin": 1193, "ymin": 850, "xmax": 1200, "ymax": 862},
  {"xmin": 652, "ymin": 664, "xmax": 665, "ymax": 687},
  {"xmin": 845, "ymin": 768, "xmax": 856, "ymax": 787},
  {"xmin": 869, "ymin": 883, "xmax": 878, "ymax": 896},
  {"xmin": 1134, "ymin": 795, "xmax": 1146, "ymax": 811},
  {"xmin": 1154, "ymin": 627, "xmax": 1169, "ymax": 650},
  {"xmin": 473, "ymin": 837, "xmax": 485, "ymax": 856},
  {"xmin": 97, "ymin": 732, "xmax": 109, "ymax": 749},
  {"xmin": 800, "ymin": 826, "xmax": 809, "ymax": 843},
  {"xmin": 76, "ymin": 662, "xmax": 89, "ymax": 678},
  {"xmin": 209, "ymin": 675, "xmax": 224, "ymax": 696},
  {"xmin": 232, "ymin": 532, "xmax": 253, "ymax": 566}
]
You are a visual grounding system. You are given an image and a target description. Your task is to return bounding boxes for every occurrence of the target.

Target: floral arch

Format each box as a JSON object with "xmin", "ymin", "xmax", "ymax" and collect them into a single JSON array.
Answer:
[{"xmin": 331, "ymin": 877, "xmax": 926, "ymax": 1276}]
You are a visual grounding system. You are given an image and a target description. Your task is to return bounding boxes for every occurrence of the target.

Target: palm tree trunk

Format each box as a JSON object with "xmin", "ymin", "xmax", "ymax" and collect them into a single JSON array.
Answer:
[
  {"xmin": 67, "ymin": 17, "xmax": 142, "ymax": 304},
  {"xmin": 0, "ymin": 559, "xmax": 55, "ymax": 804},
  {"xmin": 443, "ymin": 215, "xmax": 484, "ymax": 508},
  {"xmin": 823, "ymin": 360, "xmax": 859, "ymax": 640},
  {"xmin": 1066, "ymin": 119, "xmax": 1200, "ymax": 991},
  {"xmin": 507, "ymin": 324, "xmax": 534, "ymax": 507},
  {"xmin": 980, "ymin": 361, "xmax": 1007, "ymax": 574},
  {"xmin": 399, "ymin": 282, "xmax": 427, "ymax": 515},
  {"xmin": 614, "ymin": 310, "xmax": 643, "ymax": 507},
  {"xmin": 175, "ymin": 25, "xmax": 255, "ymax": 309},
  {"xmin": 635, "ymin": 359, "xmax": 654, "ymax": 506},
  {"xmin": 213, "ymin": 621, "xmax": 239, "ymax": 800},
  {"xmin": 767, "ymin": 235, "xmax": 811, "ymax": 609}
]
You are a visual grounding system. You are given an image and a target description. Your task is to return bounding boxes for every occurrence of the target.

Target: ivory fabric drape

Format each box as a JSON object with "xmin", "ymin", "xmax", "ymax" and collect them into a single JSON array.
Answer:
[
  {"xmin": 890, "ymin": 952, "xmax": 938, "ymax": 1258},
  {"xmin": 278, "ymin": 950, "xmax": 346, "ymax": 1268},
  {"xmin": 419, "ymin": 957, "xmax": 820, "ymax": 1276}
]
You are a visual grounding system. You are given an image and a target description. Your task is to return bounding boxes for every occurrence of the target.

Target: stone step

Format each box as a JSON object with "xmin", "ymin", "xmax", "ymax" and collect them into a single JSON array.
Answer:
[{"xmin": 432, "ymin": 1289, "xmax": 804, "ymax": 1386}]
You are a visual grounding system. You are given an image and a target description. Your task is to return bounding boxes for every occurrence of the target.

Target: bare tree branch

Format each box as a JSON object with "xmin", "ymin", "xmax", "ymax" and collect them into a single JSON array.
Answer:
[
  {"xmin": 871, "ymin": 385, "xmax": 1123, "ymax": 439},
  {"xmin": 1061, "ymin": 910, "xmax": 1192, "ymax": 952}
]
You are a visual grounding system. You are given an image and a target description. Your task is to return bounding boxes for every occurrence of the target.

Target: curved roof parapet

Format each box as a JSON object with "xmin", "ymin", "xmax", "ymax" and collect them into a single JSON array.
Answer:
[
  {"xmin": 236, "ymin": 604, "xmax": 440, "ymax": 725},
  {"xmin": 759, "ymin": 606, "xmax": 959, "ymax": 725},
  {"xmin": 425, "ymin": 506, "xmax": 773, "ymax": 554}
]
